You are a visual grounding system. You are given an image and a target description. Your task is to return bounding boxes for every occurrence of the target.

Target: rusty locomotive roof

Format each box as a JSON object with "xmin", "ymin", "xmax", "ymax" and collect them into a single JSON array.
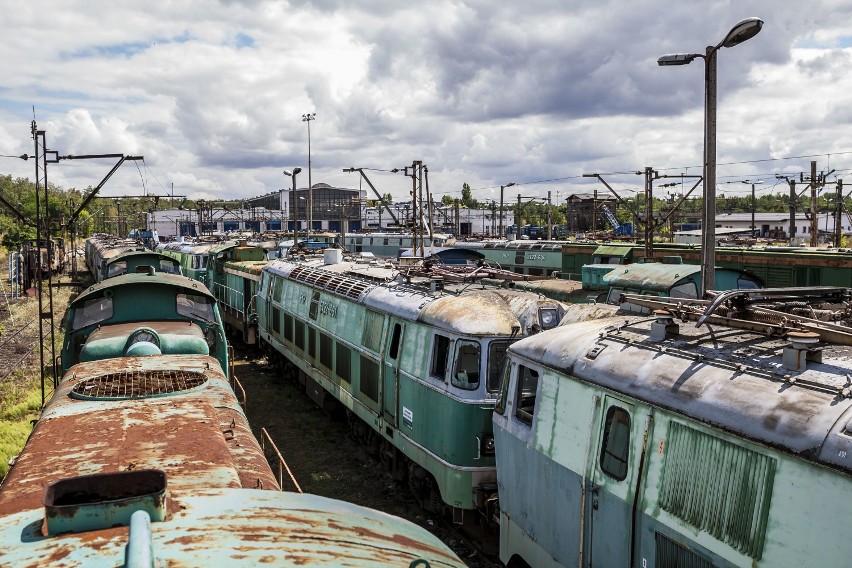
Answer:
[
  {"xmin": 0, "ymin": 488, "xmax": 465, "ymax": 566},
  {"xmin": 266, "ymin": 259, "xmax": 569, "ymax": 336},
  {"xmin": 511, "ymin": 304, "xmax": 852, "ymax": 474},
  {"xmin": 0, "ymin": 354, "xmax": 278, "ymax": 518}
]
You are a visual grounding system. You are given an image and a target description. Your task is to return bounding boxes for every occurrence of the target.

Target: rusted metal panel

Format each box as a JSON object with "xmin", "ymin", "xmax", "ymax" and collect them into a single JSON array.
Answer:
[
  {"xmin": 0, "ymin": 355, "xmax": 279, "ymax": 518},
  {"xmin": 0, "ymin": 489, "xmax": 466, "ymax": 566}
]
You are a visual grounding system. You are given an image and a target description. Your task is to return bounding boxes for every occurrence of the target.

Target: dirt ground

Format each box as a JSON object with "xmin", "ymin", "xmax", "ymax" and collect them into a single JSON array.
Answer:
[{"xmin": 233, "ymin": 349, "xmax": 494, "ymax": 567}]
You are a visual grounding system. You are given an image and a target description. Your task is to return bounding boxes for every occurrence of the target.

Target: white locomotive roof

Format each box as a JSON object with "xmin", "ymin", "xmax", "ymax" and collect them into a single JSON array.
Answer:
[{"xmin": 511, "ymin": 310, "xmax": 852, "ymax": 473}]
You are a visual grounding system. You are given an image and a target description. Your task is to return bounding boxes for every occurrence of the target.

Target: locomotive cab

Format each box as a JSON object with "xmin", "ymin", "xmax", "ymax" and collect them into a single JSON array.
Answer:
[{"xmin": 60, "ymin": 273, "xmax": 229, "ymax": 377}]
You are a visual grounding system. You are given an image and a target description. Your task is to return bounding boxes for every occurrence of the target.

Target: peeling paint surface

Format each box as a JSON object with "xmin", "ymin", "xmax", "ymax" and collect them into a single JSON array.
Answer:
[
  {"xmin": 0, "ymin": 489, "xmax": 465, "ymax": 567},
  {"xmin": 0, "ymin": 355, "xmax": 279, "ymax": 519}
]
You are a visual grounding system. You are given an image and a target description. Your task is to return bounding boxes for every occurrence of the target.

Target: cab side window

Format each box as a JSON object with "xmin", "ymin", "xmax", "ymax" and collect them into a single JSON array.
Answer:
[
  {"xmin": 431, "ymin": 334, "xmax": 451, "ymax": 381},
  {"xmin": 599, "ymin": 406, "xmax": 631, "ymax": 481},
  {"xmin": 515, "ymin": 365, "xmax": 539, "ymax": 427}
]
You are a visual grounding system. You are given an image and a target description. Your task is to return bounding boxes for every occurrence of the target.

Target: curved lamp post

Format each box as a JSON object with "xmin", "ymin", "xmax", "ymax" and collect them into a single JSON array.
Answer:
[
  {"xmin": 658, "ymin": 17, "xmax": 763, "ymax": 295},
  {"xmin": 283, "ymin": 168, "xmax": 302, "ymax": 247}
]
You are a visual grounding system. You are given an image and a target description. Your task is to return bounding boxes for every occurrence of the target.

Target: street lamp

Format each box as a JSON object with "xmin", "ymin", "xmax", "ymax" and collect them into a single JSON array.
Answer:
[
  {"xmin": 283, "ymin": 168, "xmax": 302, "ymax": 247},
  {"xmin": 499, "ymin": 181, "xmax": 516, "ymax": 237},
  {"xmin": 658, "ymin": 17, "xmax": 763, "ymax": 295},
  {"xmin": 302, "ymin": 112, "xmax": 316, "ymax": 239}
]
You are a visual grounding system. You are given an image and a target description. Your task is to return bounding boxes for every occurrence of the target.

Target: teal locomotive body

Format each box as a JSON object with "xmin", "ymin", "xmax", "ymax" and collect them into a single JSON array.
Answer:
[
  {"xmin": 256, "ymin": 258, "xmax": 568, "ymax": 519},
  {"xmin": 495, "ymin": 289, "xmax": 852, "ymax": 567},
  {"xmin": 2, "ymin": 309, "xmax": 463, "ymax": 566},
  {"xmin": 60, "ymin": 272, "xmax": 230, "ymax": 378}
]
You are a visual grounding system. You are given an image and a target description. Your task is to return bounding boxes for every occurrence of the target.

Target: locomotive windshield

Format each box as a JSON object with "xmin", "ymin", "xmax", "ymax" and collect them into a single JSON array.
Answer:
[
  {"xmin": 71, "ymin": 296, "xmax": 114, "ymax": 330},
  {"xmin": 176, "ymin": 293, "xmax": 214, "ymax": 322}
]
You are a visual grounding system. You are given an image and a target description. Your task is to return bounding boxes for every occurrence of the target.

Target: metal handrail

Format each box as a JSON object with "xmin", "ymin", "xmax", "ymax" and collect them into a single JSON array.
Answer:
[{"xmin": 260, "ymin": 427, "xmax": 302, "ymax": 493}]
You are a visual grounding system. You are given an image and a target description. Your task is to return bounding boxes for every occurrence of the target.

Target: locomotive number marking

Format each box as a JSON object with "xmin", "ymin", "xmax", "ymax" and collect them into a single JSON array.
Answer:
[
  {"xmin": 527, "ymin": 254, "xmax": 546, "ymax": 261},
  {"xmin": 319, "ymin": 301, "xmax": 337, "ymax": 318},
  {"xmin": 658, "ymin": 439, "xmax": 665, "ymax": 455}
]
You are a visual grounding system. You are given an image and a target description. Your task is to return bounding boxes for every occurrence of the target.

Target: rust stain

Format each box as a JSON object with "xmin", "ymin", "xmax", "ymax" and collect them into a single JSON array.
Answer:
[{"xmin": 0, "ymin": 354, "xmax": 278, "ymax": 517}]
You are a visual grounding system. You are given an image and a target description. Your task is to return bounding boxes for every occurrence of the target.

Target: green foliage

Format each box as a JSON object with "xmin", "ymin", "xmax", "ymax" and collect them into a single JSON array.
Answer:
[{"xmin": 441, "ymin": 195, "xmax": 454, "ymax": 206}]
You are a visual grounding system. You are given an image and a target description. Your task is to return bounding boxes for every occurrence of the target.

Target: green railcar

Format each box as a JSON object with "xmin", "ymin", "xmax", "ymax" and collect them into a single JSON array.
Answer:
[
  {"xmin": 60, "ymin": 272, "xmax": 230, "ymax": 378},
  {"xmin": 561, "ymin": 242, "xmax": 852, "ymax": 287},
  {"xmin": 496, "ymin": 289, "xmax": 852, "ymax": 567},
  {"xmin": 256, "ymin": 258, "xmax": 568, "ymax": 520},
  {"xmin": 206, "ymin": 243, "xmax": 267, "ymax": 344},
  {"xmin": 157, "ymin": 239, "xmax": 231, "ymax": 287}
]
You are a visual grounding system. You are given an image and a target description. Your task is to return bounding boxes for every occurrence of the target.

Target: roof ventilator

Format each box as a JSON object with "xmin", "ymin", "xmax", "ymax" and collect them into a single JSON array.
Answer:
[
  {"xmin": 783, "ymin": 331, "xmax": 822, "ymax": 371},
  {"xmin": 651, "ymin": 309, "xmax": 679, "ymax": 341},
  {"xmin": 43, "ymin": 469, "xmax": 167, "ymax": 536}
]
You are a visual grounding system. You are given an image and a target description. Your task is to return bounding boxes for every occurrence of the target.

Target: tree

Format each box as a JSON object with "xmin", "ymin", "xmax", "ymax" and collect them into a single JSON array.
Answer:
[
  {"xmin": 461, "ymin": 183, "xmax": 480, "ymax": 208},
  {"xmin": 441, "ymin": 195, "xmax": 454, "ymax": 206}
]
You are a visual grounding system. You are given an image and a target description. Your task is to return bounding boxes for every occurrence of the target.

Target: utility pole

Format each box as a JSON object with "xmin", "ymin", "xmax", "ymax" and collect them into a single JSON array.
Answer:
[
  {"xmin": 546, "ymin": 191, "xmax": 552, "ymax": 240},
  {"xmin": 810, "ymin": 160, "xmax": 819, "ymax": 247},
  {"xmin": 592, "ymin": 190, "xmax": 597, "ymax": 239},
  {"xmin": 788, "ymin": 179, "xmax": 796, "ymax": 244},
  {"xmin": 644, "ymin": 167, "xmax": 656, "ymax": 259},
  {"xmin": 836, "ymin": 179, "xmax": 844, "ymax": 247}
]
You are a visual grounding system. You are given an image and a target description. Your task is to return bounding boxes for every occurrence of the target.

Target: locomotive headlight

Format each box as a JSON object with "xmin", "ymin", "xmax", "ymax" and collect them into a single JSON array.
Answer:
[
  {"xmin": 480, "ymin": 435, "xmax": 496, "ymax": 456},
  {"xmin": 539, "ymin": 307, "xmax": 560, "ymax": 330}
]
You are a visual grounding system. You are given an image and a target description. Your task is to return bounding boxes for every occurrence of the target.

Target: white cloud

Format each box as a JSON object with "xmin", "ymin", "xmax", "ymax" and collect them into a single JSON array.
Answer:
[{"xmin": 0, "ymin": 0, "xmax": 850, "ymax": 205}]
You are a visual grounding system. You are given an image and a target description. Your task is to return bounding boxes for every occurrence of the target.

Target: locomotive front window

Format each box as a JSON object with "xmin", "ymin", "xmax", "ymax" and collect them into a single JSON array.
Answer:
[
  {"xmin": 176, "ymin": 293, "xmax": 214, "ymax": 322},
  {"xmin": 159, "ymin": 259, "xmax": 180, "ymax": 274},
  {"xmin": 71, "ymin": 296, "xmax": 114, "ymax": 330},
  {"xmin": 107, "ymin": 261, "xmax": 127, "ymax": 278},
  {"xmin": 487, "ymin": 341, "xmax": 511, "ymax": 393},
  {"xmin": 451, "ymin": 341, "xmax": 481, "ymax": 391}
]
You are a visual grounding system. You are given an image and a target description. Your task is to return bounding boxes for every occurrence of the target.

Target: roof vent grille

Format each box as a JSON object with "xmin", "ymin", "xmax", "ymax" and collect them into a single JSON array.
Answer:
[{"xmin": 71, "ymin": 370, "xmax": 207, "ymax": 400}]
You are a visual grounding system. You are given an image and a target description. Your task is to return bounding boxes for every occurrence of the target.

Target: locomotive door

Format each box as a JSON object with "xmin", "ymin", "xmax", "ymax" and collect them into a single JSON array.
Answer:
[
  {"xmin": 587, "ymin": 396, "xmax": 635, "ymax": 567},
  {"xmin": 382, "ymin": 320, "xmax": 404, "ymax": 426}
]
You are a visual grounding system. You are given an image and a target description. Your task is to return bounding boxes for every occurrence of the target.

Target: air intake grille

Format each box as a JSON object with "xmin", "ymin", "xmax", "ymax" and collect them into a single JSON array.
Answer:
[
  {"xmin": 659, "ymin": 421, "xmax": 775, "ymax": 559},
  {"xmin": 289, "ymin": 265, "xmax": 373, "ymax": 300},
  {"xmin": 71, "ymin": 370, "xmax": 208, "ymax": 400}
]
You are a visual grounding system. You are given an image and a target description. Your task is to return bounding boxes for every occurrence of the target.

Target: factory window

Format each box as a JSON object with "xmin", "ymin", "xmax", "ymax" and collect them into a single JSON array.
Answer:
[
  {"xmin": 430, "ymin": 334, "xmax": 451, "ymax": 380},
  {"xmin": 336, "ymin": 343, "xmax": 351, "ymax": 383},
  {"xmin": 294, "ymin": 319, "xmax": 305, "ymax": 351},
  {"xmin": 599, "ymin": 406, "xmax": 631, "ymax": 481},
  {"xmin": 452, "ymin": 341, "xmax": 481, "ymax": 390},
  {"xmin": 360, "ymin": 356, "xmax": 379, "ymax": 402},
  {"xmin": 284, "ymin": 313, "xmax": 293, "ymax": 342},
  {"xmin": 514, "ymin": 365, "xmax": 539, "ymax": 427},
  {"xmin": 319, "ymin": 332, "xmax": 332, "ymax": 369},
  {"xmin": 272, "ymin": 307, "xmax": 281, "ymax": 334}
]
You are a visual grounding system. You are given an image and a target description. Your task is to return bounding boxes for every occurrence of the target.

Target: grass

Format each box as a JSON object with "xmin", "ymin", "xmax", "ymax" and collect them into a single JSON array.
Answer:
[{"xmin": 0, "ymin": 257, "xmax": 76, "ymax": 481}]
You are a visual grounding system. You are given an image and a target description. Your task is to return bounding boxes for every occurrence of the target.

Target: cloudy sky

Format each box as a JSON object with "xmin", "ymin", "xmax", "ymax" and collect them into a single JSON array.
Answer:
[{"xmin": 0, "ymin": 1, "xmax": 850, "ymax": 206}]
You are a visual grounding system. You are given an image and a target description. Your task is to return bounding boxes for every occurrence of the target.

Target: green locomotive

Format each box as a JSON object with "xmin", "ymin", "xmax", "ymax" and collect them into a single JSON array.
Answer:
[
  {"xmin": 256, "ymin": 257, "xmax": 568, "ymax": 521},
  {"xmin": 495, "ymin": 288, "xmax": 852, "ymax": 567}
]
